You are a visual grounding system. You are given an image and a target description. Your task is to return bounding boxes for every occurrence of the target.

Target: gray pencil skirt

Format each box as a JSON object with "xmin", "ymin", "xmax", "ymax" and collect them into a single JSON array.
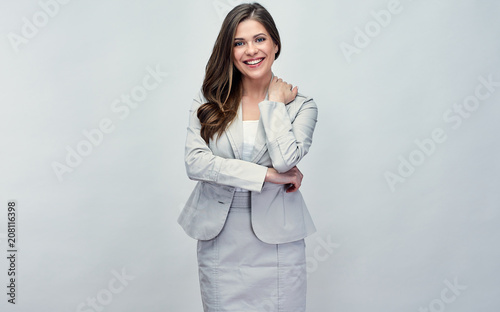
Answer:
[{"xmin": 197, "ymin": 191, "xmax": 307, "ymax": 312}]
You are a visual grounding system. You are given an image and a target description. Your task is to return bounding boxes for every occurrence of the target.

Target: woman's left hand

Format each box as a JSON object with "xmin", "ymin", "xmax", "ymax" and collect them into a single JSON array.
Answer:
[
  {"xmin": 268, "ymin": 76, "xmax": 298, "ymax": 105},
  {"xmin": 265, "ymin": 166, "xmax": 303, "ymax": 193}
]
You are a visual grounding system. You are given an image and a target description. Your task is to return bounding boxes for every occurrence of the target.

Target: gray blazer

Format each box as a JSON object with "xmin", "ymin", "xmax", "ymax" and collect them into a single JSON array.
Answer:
[{"xmin": 177, "ymin": 88, "xmax": 318, "ymax": 244}]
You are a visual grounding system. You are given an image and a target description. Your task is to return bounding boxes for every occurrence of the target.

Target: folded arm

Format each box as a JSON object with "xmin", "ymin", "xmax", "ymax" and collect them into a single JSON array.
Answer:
[
  {"xmin": 184, "ymin": 96, "xmax": 268, "ymax": 192},
  {"xmin": 258, "ymin": 97, "xmax": 318, "ymax": 173}
]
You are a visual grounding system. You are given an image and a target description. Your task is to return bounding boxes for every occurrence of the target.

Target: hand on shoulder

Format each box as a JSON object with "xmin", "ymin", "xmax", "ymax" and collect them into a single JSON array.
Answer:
[{"xmin": 268, "ymin": 76, "xmax": 298, "ymax": 105}]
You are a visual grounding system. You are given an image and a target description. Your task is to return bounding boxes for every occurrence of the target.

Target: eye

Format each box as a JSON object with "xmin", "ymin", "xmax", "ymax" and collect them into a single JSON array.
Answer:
[
  {"xmin": 234, "ymin": 41, "xmax": 244, "ymax": 47},
  {"xmin": 256, "ymin": 37, "xmax": 266, "ymax": 43}
]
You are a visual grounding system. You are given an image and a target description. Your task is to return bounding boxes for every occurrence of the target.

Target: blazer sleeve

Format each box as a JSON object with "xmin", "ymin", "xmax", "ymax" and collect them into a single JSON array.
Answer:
[
  {"xmin": 258, "ymin": 96, "xmax": 318, "ymax": 173},
  {"xmin": 184, "ymin": 94, "xmax": 269, "ymax": 193}
]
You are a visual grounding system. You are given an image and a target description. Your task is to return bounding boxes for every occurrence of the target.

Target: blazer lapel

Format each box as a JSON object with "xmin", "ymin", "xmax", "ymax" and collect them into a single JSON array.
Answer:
[
  {"xmin": 250, "ymin": 96, "xmax": 268, "ymax": 163},
  {"xmin": 226, "ymin": 72, "xmax": 275, "ymax": 163},
  {"xmin": 251, "ymin": 72, "xmax": 275, "ymax": 162},
  {"xmin": 226, "ymin": 103, "xmax": 244, "ymax": 160}
]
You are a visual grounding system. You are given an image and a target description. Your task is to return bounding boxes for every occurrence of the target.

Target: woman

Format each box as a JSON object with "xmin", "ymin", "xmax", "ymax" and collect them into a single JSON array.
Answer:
[{"xmin": 178, "ymin": 3, "xmax": 318, "ymax": 311}]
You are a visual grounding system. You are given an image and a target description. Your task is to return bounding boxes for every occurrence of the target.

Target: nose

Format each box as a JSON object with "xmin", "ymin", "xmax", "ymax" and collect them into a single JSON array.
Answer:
[{"xmin": 245, "ymin": 42, "xmax": 258, "ymax": 55}]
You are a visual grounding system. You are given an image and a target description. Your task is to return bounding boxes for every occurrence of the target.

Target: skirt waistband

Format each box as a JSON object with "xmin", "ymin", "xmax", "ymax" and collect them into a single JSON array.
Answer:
[{"xmin": 230, "ymin": 191, "xmax": 251, "ymax": 209}]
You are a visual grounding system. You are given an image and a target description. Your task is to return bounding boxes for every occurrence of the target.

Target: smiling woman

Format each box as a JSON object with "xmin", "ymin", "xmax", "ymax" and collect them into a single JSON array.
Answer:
[
  {"xmin": 232, "ymin": 20, "xmax": 278, "ymax": 82},
  {"xmin": 178, "ymin": 3, "xmax": 318, "ymax": 312}
]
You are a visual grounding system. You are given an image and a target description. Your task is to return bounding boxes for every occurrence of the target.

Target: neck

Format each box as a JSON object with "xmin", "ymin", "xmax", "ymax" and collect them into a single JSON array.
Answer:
[{"xmin": 240, "ymin": 71, "xmax": 273, "ymax": 100}]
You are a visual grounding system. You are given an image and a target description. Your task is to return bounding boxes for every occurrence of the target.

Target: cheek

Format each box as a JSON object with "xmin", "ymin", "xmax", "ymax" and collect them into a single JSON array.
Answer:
[
  {"xmin": 232, "ymin": 52, "xmax": 243, "ymax": 71},
  {"xmin": 232, "ymin": 52, "xmax": 239, "ymax": 67},
  {"xmin": 268, "ymin": 45, "xmax": 276, "ymax": 61},
  {"xmin": 233, "ymin": 48, "xmax": 242, "ymax": 61}
]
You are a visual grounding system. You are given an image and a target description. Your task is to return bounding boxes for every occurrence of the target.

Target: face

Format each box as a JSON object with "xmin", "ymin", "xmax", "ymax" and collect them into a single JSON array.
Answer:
[{"xmin": 232, "ymin": 19, "xmax": 278, "ymax": 81}]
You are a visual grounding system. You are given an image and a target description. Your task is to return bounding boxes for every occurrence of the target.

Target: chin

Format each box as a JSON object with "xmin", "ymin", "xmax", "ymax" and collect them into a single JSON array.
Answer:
[{"xmin": 239, "ymin": 67, "xmax": 272, "ymax": 81}]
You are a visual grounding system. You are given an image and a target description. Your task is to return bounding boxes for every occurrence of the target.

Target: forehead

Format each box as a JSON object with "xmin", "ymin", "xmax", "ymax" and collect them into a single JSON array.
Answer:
[{"xmin": 234, "ymin": 19, "xmax": 268, "ymax": 38}]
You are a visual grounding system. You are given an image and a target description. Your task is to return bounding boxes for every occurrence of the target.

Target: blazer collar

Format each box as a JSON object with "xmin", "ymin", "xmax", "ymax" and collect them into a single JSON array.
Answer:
[
  {"xmin": 226, "ymin": 106, "xmax": 243, "ymax": 160},
  {"xmin": 226, "ymin": 73, "xmax": 274, "ymax": 162}
]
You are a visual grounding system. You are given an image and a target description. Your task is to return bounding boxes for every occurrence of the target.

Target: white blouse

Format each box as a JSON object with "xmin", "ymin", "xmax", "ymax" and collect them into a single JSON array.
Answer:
[{"xmin": 235, "ymin": 120, "xmax": 259, "ymax": 192}]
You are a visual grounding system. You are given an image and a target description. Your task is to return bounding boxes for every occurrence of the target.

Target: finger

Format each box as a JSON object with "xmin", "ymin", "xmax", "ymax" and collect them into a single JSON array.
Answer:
[
  {"xmin": 288, "ymin": 182, "xmax": 300, "ymax": 192},
  {"xmin": 292, "ymin": 86, "xmax": 298, "ymax": 97}
]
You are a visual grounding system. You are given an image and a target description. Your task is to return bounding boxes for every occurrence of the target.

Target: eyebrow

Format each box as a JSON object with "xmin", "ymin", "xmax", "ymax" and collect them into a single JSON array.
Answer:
[{"xmin": 234, "ymin": 33, "xmax": 267, "ymax": 41}]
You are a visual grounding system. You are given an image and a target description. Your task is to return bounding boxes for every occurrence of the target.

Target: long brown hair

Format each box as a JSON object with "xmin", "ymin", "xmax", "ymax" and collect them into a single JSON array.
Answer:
[{"xmin": 198, "ymin": 2, "xmax": 281, "ymax": 144}]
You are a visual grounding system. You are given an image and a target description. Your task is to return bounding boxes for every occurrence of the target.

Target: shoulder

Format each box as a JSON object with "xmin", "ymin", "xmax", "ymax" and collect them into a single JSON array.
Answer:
[
  {"xmin": 294, "ymin": 92, "xmax": 315, "ymax": 106},
  {"xmin": 288, "ymin": 92, "xmax": 317, "ymax": 114},
  {"xmin": 190, "ymin": 89, "xmax": 208, "ymax": 111}
]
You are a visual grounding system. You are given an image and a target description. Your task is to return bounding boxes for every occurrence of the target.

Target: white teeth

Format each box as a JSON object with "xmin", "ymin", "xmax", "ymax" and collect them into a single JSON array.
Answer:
[{"xmin": 246, "ymin": 58, "xmax": 263, "ymax": 65}]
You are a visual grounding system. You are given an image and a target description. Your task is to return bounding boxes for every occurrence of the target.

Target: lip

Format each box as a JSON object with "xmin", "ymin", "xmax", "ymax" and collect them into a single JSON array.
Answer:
[{"xmin": 243, "ymin": 57, "xmax": 265, "ymax": 67}]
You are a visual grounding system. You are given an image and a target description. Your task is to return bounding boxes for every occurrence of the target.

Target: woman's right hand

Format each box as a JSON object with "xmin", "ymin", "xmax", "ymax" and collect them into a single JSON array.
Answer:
[
  {"xmin": 268, "ymin": 76, "xmax": 298, "ymax": 105},
  {"xmin": 265, "ymin": 166, "xmax": 303, "ymax": 193}
]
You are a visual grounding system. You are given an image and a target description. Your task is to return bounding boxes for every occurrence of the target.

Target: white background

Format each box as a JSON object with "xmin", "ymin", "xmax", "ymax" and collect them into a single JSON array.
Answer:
[{"xmin": 1, "ymin": 0, "xmax": 499, "ymax": 311}]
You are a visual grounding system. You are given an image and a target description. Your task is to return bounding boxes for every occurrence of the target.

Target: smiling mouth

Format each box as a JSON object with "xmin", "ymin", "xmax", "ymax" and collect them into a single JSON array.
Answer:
[{"xmin": 243, "ymin": 58, "xmax": 264, "ymax": 65}]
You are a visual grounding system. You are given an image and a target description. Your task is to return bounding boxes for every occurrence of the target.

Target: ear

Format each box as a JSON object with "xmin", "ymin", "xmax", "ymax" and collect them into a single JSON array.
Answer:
[{"xmin": 274, "ymin": 43, "xmax": 279, "ymax": 55}]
